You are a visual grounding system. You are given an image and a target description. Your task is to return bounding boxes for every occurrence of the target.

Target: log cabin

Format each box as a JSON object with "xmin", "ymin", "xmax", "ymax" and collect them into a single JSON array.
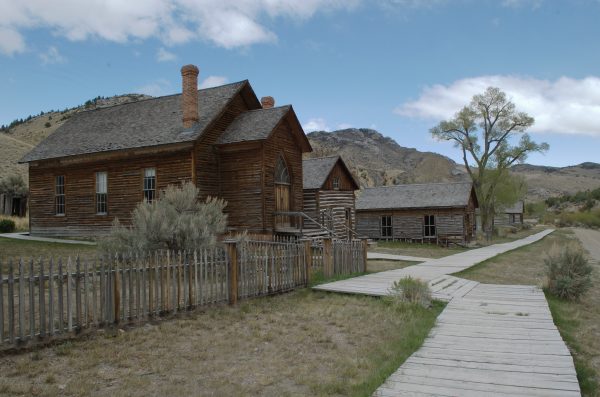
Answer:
[
  {"xmin": 356, "ymin": 182, "xmax": 478, "ymax": 244},
  {"xmin": 20, "ymin": 64, "xmax": 312, "ymax": 237},
  {"xmin": 302, "ymin": 156, "xmax": 360, "ymax": 239},
  {"xmin": 494, "ymin": 200, "xmax": 525, "ymax": 226}
]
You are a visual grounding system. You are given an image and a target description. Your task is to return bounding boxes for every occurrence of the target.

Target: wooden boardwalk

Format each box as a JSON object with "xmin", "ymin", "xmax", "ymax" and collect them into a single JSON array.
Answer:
[
  {"xmin": 313, "ymin": 230, "xmax": 581, "ymax": 396},
  {"xmin": 314, "ymin": 229, "xmax": 554, "ymax": 296},
  {"xmin": 375, "ymin": 283, "xmax": 580, "ymax": 396}
]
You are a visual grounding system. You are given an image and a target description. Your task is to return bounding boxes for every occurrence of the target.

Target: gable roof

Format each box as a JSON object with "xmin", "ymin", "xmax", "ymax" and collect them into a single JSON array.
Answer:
[
  {"xmin": 356, "ymin": 182, "xmax": 476, "ymax": 211},
  {"xmin": 303, "ymin": 155, "xmax": 360, "ymax": 190},
  {"xmin": 20, "ymin": 81, "xmax": 254, "ymax": 163}
]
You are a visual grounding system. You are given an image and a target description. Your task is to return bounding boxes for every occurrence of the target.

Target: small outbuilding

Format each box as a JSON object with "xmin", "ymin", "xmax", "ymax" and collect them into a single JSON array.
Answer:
[
  {"xmin": 494, "ymin": 200, "xmax": 524, "ymax": 226},
  {"xmin": 356, "ymin": 182, "xmax": 478, "ymax": 244},
  {"xmin": 302, "ymin": 156, "xmax": 360, "ymax": 239}
]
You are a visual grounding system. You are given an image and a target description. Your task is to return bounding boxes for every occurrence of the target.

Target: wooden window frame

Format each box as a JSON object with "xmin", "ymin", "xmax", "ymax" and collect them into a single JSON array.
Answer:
[
  {"xmin": 143, "ymin": 168, "xmax": 156, "ymax": 203},
  {"xmin": 332, "ymin": 176, "xmax": 340, "ymax": 190},
  {"xmin": 274, "ymin": 155, "xmax": 291, "ymax": 186},
  {"xmin": 380, "ymin": 215, "xmax": 392, "ymax": 238},
  {"xmin": 55, "ymin": 175, "xmax": 65, "ymax": 216},
  {"xmin": 424, "ymin": 214, "xmax": 436, "ymax": 237},
  {"xmin": 95, "ymin": 171, "xmax": 108, "ymax": 215}
]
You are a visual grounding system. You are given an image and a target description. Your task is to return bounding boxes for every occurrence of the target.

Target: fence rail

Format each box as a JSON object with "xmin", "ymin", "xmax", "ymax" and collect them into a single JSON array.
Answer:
[{"xmin": 0, "ymin": 238, "xmax": 366, "ymax": 348}]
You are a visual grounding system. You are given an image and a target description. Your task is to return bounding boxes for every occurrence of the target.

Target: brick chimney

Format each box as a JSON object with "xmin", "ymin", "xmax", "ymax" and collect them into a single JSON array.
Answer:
[
  {"xmin": 261, "ymin": 96, "xmax": 275, "ymax": 109},
  {"xmin": 181, "ymin": 64, "xmax": 199, "ymax": 128}
]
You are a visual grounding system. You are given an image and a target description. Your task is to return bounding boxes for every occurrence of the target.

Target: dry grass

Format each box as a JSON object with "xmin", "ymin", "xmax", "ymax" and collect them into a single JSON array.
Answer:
[
  {"xmin": 371, "ymin": 241, "xmax": 467, "ymax": 259},
  {"xmin": 457, "ymin": 228, "xmax": 600, "ymax": 396},
  {"xmin": 0, "ymin": 216, "xmax": 29, "ymax": 233},
  {"xmin": 0, "ymin": 237, "xmax": 98, "ymax": 262},
  {"xmin": 367, "ymin": 260, "xmax": 416, "ymax": 273},
  {"xmin": 0, "ymin": 289, "xmax": 443, "ymax": 397}
]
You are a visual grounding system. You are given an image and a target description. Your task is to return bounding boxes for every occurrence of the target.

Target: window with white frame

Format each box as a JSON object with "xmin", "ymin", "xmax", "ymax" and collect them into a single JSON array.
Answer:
[
  {"xmin": 381, "ymin": 215, "xmax": 392, "ymax": 238},
  {"xmin": 55, "ymin": 175, "xmax": 65, "ymax": 215},
  {"xmin": 143, "ymin": 168, "xmax": 156, "ymax": 203},
  {"xmin": 96, "ymin": 171, "xmax": 107, "ymax": 214},
  {"xmin": 424, "ymin": 214, "xmax": 436, "ymax": 237},
  {"xmin": 332, "ymin": 176, "xmax": 340, "ymax": 190}
]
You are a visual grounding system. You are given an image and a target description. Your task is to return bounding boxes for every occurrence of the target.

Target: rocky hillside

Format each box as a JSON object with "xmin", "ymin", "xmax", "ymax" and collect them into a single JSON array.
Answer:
[
  {"xmin": 306, "ymin": 129, "xmax": 468, "ymax": 187},
  {"xmin": 0, "ymin": 94, "xmax": 151, "ymax": 184},
  {"xmin": 307, "ymin": 128, "xmax": 600, "ymax": 201}
]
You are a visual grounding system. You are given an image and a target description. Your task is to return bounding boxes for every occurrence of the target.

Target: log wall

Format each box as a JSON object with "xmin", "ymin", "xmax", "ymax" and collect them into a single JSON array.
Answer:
[
  {"xmin": 317, "ymin": 190, "xmax": 355, "ymax": 237},
  {"xmin": 29, "ymin": 150, "xmax": 192, "ymax": 237}
]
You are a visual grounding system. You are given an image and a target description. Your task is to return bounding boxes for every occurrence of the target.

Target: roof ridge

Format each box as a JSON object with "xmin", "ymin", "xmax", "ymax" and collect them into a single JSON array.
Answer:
[
  {"xmin": 240, "ymin": 104, "xmax": 291, "ymax": 114},
  {"xmin": 363, "ymin": 181, "xmax": 471, "ymax": 190},
  {"xmin": 303, "ymin": 155, "xmax": 340, "ymax": 161},
  {"xmin": 78, "ymin": 80, "xmax": 248, "ymax": 114}
]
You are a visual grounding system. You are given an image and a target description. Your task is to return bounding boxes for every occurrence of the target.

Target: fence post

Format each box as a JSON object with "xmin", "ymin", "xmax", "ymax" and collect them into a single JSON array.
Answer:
[
  {"xmin": 113, "ymin": 256, "xmax": 120, "ymax": 324},
  {"xmin": 362, "ymin": 239, "xmax": 368, "ymax": 273},
  {"xmin": 303, "ymin": 240, "xmax": 312, "ymax": 285},
  {"xmin": 322, "ymin": 238, "xmax": 333, "ymax": 278},
  {"xmin": 225, "ymin": 241, "xmax": 238, "ymax": 305}
]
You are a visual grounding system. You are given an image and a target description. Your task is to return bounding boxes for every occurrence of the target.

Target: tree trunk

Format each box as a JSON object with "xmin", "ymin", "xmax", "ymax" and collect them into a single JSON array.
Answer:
[{"xmin": 480, "ymin": 204, "xmax": 494, "ymax": 242}]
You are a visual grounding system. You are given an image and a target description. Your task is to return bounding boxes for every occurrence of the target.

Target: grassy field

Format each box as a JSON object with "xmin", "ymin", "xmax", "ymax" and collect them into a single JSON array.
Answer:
[
  {"xmin": 0, "ymin": 236, "xmax": 98, "ymax": 262},
  {"xmin": 457, "ymin": 228, "xmax": 600, "ymax": 396},
  {"xmin": 0, "ymin": 290, "xmax": 443, "ymax": 397}
]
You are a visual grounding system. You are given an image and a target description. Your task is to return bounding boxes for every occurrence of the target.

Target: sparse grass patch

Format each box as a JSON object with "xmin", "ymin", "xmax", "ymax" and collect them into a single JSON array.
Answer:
[
  {"xmin": 0, "ymin": 236, "xmax": 98, "ymax": 262},
  {"xmin": 0, "ymin": 215, "xmax": 28, "ymax": 232},
  {"xmin": 373, "ymin": 240, "xmax": 467, "ymax": 258},
  {"xmin": 367, "ymin": 259, "xmax": 415, "ymax": 273},
  {"xmin": 0, "ymin": 289, "xmax": 444, "ymax": 397}
]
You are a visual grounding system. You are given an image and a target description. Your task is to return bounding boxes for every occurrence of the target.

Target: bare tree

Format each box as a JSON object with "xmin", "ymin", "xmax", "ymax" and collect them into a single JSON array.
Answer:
[{"xmin": 430, "ymin": 87, "xmax": 548, "ymax": 238}]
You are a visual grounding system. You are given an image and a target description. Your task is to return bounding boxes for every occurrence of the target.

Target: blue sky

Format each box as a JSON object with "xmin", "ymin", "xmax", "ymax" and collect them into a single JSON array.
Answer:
[{"xmin": 1, "ymin": 0, "xmax": 599, "ymax": 167}]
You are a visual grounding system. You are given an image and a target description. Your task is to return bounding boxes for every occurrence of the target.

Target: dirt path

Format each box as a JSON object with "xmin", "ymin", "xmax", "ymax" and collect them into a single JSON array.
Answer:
[{"xmin": 573, "ymin": 228, "xmax": 600, "ymax": 263}]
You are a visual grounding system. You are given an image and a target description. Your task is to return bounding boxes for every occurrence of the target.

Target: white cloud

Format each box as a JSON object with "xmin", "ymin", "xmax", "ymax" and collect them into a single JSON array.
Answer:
[
  {"xmin": 198, "ymin": 75, "xmax": 229, "ymax": 89},
  {"xmin": 156, "ymin": 47, "xmax": 176, "ymax": 62},
  {"xmin": 39, "ymin": 46, "xmax": 66, "ymax": 64},
  {"xmin": 395, "ymin": 75, "xmax": 600, "ymax": 137},
  {"xmin": 303, "ymin": 117, "xmax": 330, "ymax": 132},
  {"xmin": 135, "ymin": 79, "xmax": 172, "ymax": 96},
  {"xmin": 337, "ymin": 123, "xmax": 353, "ymax": 129},
  {"xmin": 0, "ymin": 0, "xmax": 359, "ymax": 56},
  {"xmin": 501, "ymin": 0, "xmax": 543, "ymax": 9}
]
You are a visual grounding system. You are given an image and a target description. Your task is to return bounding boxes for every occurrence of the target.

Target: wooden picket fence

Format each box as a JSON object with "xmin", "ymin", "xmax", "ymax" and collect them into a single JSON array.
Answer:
[{"xmin": 0, "ymin": 238, "xmax": 367, "ymax": 348}]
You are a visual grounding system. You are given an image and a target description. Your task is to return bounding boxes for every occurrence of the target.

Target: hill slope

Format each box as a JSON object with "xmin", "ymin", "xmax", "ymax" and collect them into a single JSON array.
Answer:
[
  {"xmin": 307, "ymin": 129, "xmax": 468, "ymax": 187},
  {"xmin": 307, "ymin": 129, "xmax": 600, "ymax": 201},
  {"xmin": 0, "ymin": 94, "xmax": 151, "ymax": 184}
]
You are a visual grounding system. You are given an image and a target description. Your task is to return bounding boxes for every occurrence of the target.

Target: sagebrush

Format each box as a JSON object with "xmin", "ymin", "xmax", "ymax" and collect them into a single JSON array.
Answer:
[
  {"xmin": 545, "ymin": 244, "xmax": 592, "ymax": 300},
  {"xmin": 100, "ymin": 182, "xmax": 227, "ymax": 254},
  {"xmin": 389, "ymin": 277, "xmax": 431, "ymax": 308},
  {"xmin": 0, "ymin": 219, "xmax": 16, "ymax": 233}
]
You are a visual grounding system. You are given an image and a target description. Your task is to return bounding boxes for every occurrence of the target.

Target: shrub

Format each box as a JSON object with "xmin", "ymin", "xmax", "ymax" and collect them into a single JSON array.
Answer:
[
  {"xmin": 44, "ymin": 122, "xmax": 51, "ymax": 128},
  {"xmin": 99, "ymin": 182, "xmax": 227, "ymax": 254},
  {"xmin": 545, "ymin": 244, "xmax": 592, "ymax": 300},
  {"xmin": 0, "ymin": 219, "xmax": 16, "ymax": 233},
  {"xmin": 389, "ymin": 277, "xmax": 431, "ymax": 308}
]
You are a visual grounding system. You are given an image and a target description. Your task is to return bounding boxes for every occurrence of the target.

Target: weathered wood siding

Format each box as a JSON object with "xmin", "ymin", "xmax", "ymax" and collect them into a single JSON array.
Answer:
[
  {"xmin": 317, "ymin": 190, "xmax": 355, "ymax": 237},
  {"xmin": 321, "ymin": 161, "xmax": 357, "ymax": 191},
  {"xmin": 194, "ymin": 93, "xmax": 253, "ymax": 199},
  {"xmin": 28, "ymin": 150, "xmax": 192, "ymax": 237},
  {"xmin": 217, "ymin": 143, "xmax": 264, "ymax": 232},
  {"xmin": 263, "ymin": 117, "xmax": 304, "ymax": 233},
  {"xmin": 302, "ymin": 189, "xmax": 319, "ymax": 223},
  {"xmin": 357, "ymin": 207, "xmax": 476, "ymax": 241}
]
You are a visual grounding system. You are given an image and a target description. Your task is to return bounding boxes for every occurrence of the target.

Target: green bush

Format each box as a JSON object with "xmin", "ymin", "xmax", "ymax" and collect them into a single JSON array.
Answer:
[
  {"xmin": 0, "ymin": 219, "xmax": 16, "ymax": 233},
  {"xmin": 545, "ymin": 244, "xmax": 592, "ymax": 300},
  {"xmin": 557, "ymin": 209, "xmax": 600, "ymax": 228},
  {"xmin": 389, "ymin": 277, "xmax": 431, "ymax": 308},
  {"xmin": 100, "ymin": 182, "xmax": 227, "ymax": 254}
]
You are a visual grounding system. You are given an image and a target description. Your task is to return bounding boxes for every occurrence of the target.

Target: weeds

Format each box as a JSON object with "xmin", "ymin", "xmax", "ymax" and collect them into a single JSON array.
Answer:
[
  {"xmin": 545, "ymin": 244, "xmax": 592, "ymax": 300},
  {"xmin": 388, "ymin": 277, "xmax": 432, "ymax": 308}
]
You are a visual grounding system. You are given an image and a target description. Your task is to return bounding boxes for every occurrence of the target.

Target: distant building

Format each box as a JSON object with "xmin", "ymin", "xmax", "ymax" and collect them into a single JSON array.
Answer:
[
  {"xmin": 494, "ymin": 201, "xmax": 525, "ymax": 226},
  {"xmin": 302, "ymin": 156, "xmax": 360, "ymax": 239},
  {"xmin": 356, "ymin": 182, "xmax": 478, "ymax": 244}
]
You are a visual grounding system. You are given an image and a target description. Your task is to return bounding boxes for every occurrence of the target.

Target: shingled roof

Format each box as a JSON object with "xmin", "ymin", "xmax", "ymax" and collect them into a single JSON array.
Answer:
[
  {"xmin": 302, "ymin": 155, "xmax": 359, "ymax": 190},
  {"xmin": 356, "ymin": 182, "xmax": 476, "ymax": 211},
  {"xmin": 216, "ymin": 105, "xmax": 290, "ymax": 145},
  {"xmin": 500, "ymin": 200, "xmax": 524, "ymax": 214},
  {"xmin": 20, "ymin": 81, "xmax": 252, "ymax": 163}
]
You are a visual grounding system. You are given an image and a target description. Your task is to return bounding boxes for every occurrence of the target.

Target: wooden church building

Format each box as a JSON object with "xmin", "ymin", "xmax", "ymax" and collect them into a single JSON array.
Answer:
[
  {"xmin": 302, "ymin": 156, "xmax": 360, "ymax": 239},
  {"xmin": 20, "ymin": 65, "xmax": 312, "ymax": 237}
]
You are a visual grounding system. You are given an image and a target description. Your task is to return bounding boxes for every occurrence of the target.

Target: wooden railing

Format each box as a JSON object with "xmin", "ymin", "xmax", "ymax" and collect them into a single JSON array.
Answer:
[{"xmin": 0, "ymin": 238, "xmax": 367, "ymax": 348}]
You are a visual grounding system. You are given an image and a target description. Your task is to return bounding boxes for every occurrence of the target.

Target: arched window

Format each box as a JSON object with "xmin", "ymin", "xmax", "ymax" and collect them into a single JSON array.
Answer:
[{"xmin": 275, "ymin": 156, "xmax": 290, "ymax": 185}]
